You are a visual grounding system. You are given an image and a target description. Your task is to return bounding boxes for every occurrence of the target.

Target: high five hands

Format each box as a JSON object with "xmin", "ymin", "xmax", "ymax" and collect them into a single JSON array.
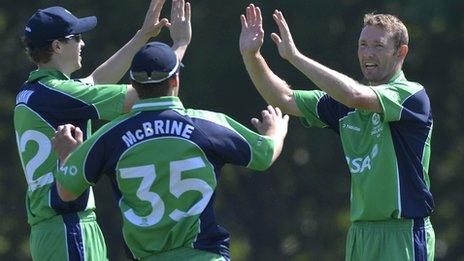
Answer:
[
  {"xmin": 168, "ymin": 0, "xmax": 191, "ymax": 47},
  {"xmin": 239, "ymin": 4, "xmax": 264, "ymax": 56},
  {"xmin": 240, "ymin": 4, "xmax": 299, "ymax": 61},
  {"xmin": 139, "ymin": 0, "xmax": 170, "ymax": 39}
]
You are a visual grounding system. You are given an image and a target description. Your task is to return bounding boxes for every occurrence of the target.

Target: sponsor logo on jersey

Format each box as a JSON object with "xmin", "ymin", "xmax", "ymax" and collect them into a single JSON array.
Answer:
[
  {"xmin": 122, "ymin": 120, "xmax": 194, "ymax": 148},
  {"xmin": 341, "ymin": 123, "xmax": 361, "ymax": 132},
  {"xmin": 345, "ymin": 144, "xmax": 379, "ymax": 174},
  {"xmin": 371, "ymin": 113, "xmax": 380, "ymax": 125},
  {"xmin": 370, "ymin": 113, "xmax": 383, "ymax": 137}
]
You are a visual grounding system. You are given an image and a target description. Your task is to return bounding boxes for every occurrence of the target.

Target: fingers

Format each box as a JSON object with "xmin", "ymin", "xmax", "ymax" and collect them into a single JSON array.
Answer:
[
  {"xmin": 185, "ymin": 2, "xmax": 191, "ymax": 21},
  {"xmin": 170, "ymin": 0, "xmax": 176, "ymax": 20},
  {"xmin": 74, "ymin": 127, "xmax": 84, "ymax": 143},
  {"xmin": 157, "ymin": 18, "xmax": 170, "ymax": 29},
  {"xmin": 251, "ymin": 117, "xmax": 260, "ymax": 128},
  {"xmin": 58, "ymin": 124, "xmax": 74, "ymax": 136},
  {"xmin": 262, "ymin": 106, "xmax": 286, "ymax": 120},
  {"xmin": 54, "ymin": 125, "xmax": 76, "ymax": 147},
  {"xmin": 246, "ymin": 5, "xmax": 252, "ymax": 23},
  {"xmin": 170, "ymin": 0, "xmax": 189, "ymax": 26},
  {"xmin": 153, "ymin": 0, "xmax": 166, "ymax": 19},
  {"xmin": 245, "ymin": 4, "xmax": 262, "ymax": 27},
  {"xmin": 266, "ymin": 105, "xmax": 276, "ymax": 116},
  {"xmin": 273, "ymin": 10, "xmax": 291, "ymax": 40},
  {"xmin": 275, "ymin": 106, "xmax": 283, "ymax": 117},
  {"xmin": 171, "ymin": 0, "xmax": 183, "ymax": 21},
  {"xmin": 256, "ymin": 6, "xmax": 262, "ymax": 26},
  {"xmin": 179, "ymin": 0, "xmax": 185, "ymax": 18},
  {"xmin": 283, "ymin": 114, "xmax": 290, "ymax": 123},
  {"xmin": 261, "ymin": 108, "xmax": 271, "ymax": 119},
  {"xmin": 240, "ymin": 14, "xmax": 248, "ymax": 29},
  {"xmin": 271, "ymin": 33, "xmax": 282, "ymax": 45}
]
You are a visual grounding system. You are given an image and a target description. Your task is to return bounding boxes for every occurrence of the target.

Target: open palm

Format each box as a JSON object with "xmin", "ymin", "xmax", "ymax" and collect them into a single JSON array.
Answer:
[
  {"xmin": 170, "ymin": 0, "xmax": 191, "ymax": 46},
  {"xmin": 239, "ymin": 4, "xmax": 264, "ymax": 55},
  {"xmin": 271, "ymin": 10, "xmax": 298, "ymax": 61}
]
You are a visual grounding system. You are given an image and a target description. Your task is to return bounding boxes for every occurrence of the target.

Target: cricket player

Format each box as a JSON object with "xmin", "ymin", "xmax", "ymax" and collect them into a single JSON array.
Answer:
[
  {"xmin": 239, "ymin": 4, "xmax": 435, "ymax": 260},
  {"xmin": 52, "ymin": 41, "xmax": 289, "ymax": 260},
  {"xmin": 14, "ymin": 0, "xmax": 190, "ymax": 259}
]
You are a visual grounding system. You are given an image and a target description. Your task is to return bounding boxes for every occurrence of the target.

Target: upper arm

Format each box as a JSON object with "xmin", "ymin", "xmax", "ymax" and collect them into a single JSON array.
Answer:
[
  {"xmin": 293, "ymin": 90, "xmax": 351, "ymax": 130},
  {"xmin": 51, "ymin": 79, "xmax": 128, "ymax": 121},
  {"xmin": 221, "ymin": 115, "xmax": 275, "ymax": 171},
  {"xmin": 191, "ymin": 111, "xmax": 274, "ymax": 171},
  {"xmin": 123, "ymin": 85, "xmax": 139, "ymax": 113},
  {"xmin": 282, "ymin": 92, "xmax": 303, "ymax": 116},
  {"xmin": 371, "ymin": 83, "xmax": 429, "ymax": 122},
  {"xmin": 349, "ymin": 85, "xmax": 383, "ymax": 113},
  {"xmin": 54, "ymin": 133, "xmax": 106, "ymax": 199}
]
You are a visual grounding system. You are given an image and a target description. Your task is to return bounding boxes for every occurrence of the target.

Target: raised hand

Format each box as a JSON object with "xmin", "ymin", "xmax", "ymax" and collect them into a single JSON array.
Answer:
[
  {"xmin": 52, "ymin": 124, "xmax": 83, "ymax": 164},
  {"xmin": 251, "ymin": 105, "xmax": 289, "ymax": 139},
  {"xmin": 239, "ymin": 4, "xmax": 264, "ymax": 56},
  {"xmin": 271, "ymin": 10, "xmax": 299, "ymax": 61},
  {"xmin": 169, "ymin": 0, "xmax": 191, "ymax": 47},
  {"xmin": 140, "ymin": 0, "xmax": 170, "ymax": 39}
]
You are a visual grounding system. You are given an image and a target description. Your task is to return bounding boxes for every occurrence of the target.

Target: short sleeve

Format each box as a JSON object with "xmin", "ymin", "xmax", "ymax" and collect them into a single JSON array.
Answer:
[
  {"xmin": 189, "ymin": 110, "xmax": 275, "ymax": 171},
  {"xmin": 46, "ymin": 78, "xmax": 128, "ymax": 121},
  {"xmin": 371, "ymin": 82, "xmax": 429, "ymax": 123},
  {"xmin": 221, "ymin": 114, "xmax": 275, "ymax": 171},
  {"xmin": 54, "ymin": 131, "xmax": 106, "ymax": 197},
  {"xmin": 294, "ymin": 90, "xmax": 352, "ymax": 131}
]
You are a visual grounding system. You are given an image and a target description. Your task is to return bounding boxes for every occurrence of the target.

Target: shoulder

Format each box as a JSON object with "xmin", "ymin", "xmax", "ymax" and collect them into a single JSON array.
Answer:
[
  {"xmin": 378, "ymin": 79, "xmax": 429, "ymax": 103},
  {"xmin": 41, "ymin": 77, "xmax": 88, "ymax": 91},
  {"xmin": 184, "ymin": 108, "xmax": 233, "ymax": 127},
  {"xmin": 92, "ymin": 113, "xmax": 136, "ymax": 141}
]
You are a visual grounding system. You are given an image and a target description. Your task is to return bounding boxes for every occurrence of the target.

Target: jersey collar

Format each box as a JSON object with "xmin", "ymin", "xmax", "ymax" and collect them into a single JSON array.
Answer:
[
  {"xmin": 131, "ymin": 96, "xmax": 185, "ymax": 112},
  {"xmin": 27, "ymin": 68, "xmax": 70, "ymax": 82},
  {"xmin": 386, "ymin": 70, "xmax": 406, "ymax": 84}
]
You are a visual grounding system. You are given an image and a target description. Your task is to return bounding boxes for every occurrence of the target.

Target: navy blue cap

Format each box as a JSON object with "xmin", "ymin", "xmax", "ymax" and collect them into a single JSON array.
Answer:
[
  {"xmin": 24, "ymin": 6, "xmax": 97, "ymax": 47},
  {"xmin": 130, "ymin": 42, "xmax": 182, "ymax": 84}
]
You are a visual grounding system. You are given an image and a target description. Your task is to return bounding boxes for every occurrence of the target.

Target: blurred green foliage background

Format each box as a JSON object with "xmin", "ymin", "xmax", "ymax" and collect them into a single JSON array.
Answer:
[{"xmin": 1, "ymin": 0, "xmax": 463, "ymax": 260}]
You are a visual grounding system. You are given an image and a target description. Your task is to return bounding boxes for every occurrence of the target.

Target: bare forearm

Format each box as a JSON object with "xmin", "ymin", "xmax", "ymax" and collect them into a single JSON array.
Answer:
[
  {"xmin": 91, "ymin": 30, "xmax": 151, "ymax": 84},
  {"xmin": 243, "ymin": 53, "xmax": 301, "ymax": 116},
  {"xmin": 288, "ymin": 52, "xmax": 361, "ymax": 106},
  {"xmin": 270, "ymin": 136, "xmax": 284, "ymax": 164},
  {"xmin": 172, "ymin": 41, "xmax": 189, "ymax": 61}
]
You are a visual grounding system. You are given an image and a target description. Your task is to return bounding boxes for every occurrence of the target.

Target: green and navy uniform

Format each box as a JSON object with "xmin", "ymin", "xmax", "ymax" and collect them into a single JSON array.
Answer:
[
  {"xmin": 55, "ymin": 96, "xmax": 275, "ymax": 260},
  {"xmin": 294, "ymin": 71, "xmax": 435, "ymax": 260},
  {"xmin": 14, "ymin": 68, "xmax": 127, "ymax": 260}
]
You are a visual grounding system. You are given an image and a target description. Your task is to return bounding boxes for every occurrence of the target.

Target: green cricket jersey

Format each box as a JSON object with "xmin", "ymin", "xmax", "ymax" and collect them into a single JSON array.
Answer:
[
  {"xmin": 294, "ymin": 71, "xmax": 434, "ymax": 221},
  {"xmin": 55, "ymin": 96, "xmax": 275, "ymax": 260},
  {"xmin": 14, "ymin": 68, "xmax": 127, "ymax": 226}
]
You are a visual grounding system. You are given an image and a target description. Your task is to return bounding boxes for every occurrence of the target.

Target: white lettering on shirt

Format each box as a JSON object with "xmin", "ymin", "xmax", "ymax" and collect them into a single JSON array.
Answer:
[
  {"xmin": 345, "ymin": 144, "xmax": 379, "ymax": 174},
  {"xmin": 122, "ymin": 120, "xmax": 194, "ymax": 148}
]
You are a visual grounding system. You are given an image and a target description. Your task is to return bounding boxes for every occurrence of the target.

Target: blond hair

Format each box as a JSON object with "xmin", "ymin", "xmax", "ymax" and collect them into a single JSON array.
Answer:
[{"xmin": 363, "ymin": 13, "xmax": 409, "ymax": 49}]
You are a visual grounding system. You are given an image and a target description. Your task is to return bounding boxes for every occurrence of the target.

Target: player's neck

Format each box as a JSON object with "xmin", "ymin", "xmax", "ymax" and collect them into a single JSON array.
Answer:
[{"xmin": 38, "ymin": 62, "xmax": 74, "ymax": 78}]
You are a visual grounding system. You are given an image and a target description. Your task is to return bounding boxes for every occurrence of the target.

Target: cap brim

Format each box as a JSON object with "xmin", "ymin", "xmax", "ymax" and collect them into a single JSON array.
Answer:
[{"xmin": 72, "ymin": 16, "xmax": 97, "ymax": 34}]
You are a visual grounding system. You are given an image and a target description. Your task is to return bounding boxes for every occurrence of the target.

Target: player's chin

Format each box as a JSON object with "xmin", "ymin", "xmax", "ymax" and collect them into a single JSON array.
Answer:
[{"xmin": 362, "ymin": 70, "xmax": 378, "ymax": 82}]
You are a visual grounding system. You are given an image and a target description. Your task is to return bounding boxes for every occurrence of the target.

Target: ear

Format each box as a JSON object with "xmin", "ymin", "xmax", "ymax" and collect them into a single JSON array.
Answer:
[
  {"xmin": 168, "ymin": 74, "xmax": 179, "ymax": 88},
  {"xmin": 51, "ymin": 40, "xmax": 63, "ymax": 54},
  {"xmin": 397, "ymin": 44, "xmax": 408, "ymax": 59}
]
